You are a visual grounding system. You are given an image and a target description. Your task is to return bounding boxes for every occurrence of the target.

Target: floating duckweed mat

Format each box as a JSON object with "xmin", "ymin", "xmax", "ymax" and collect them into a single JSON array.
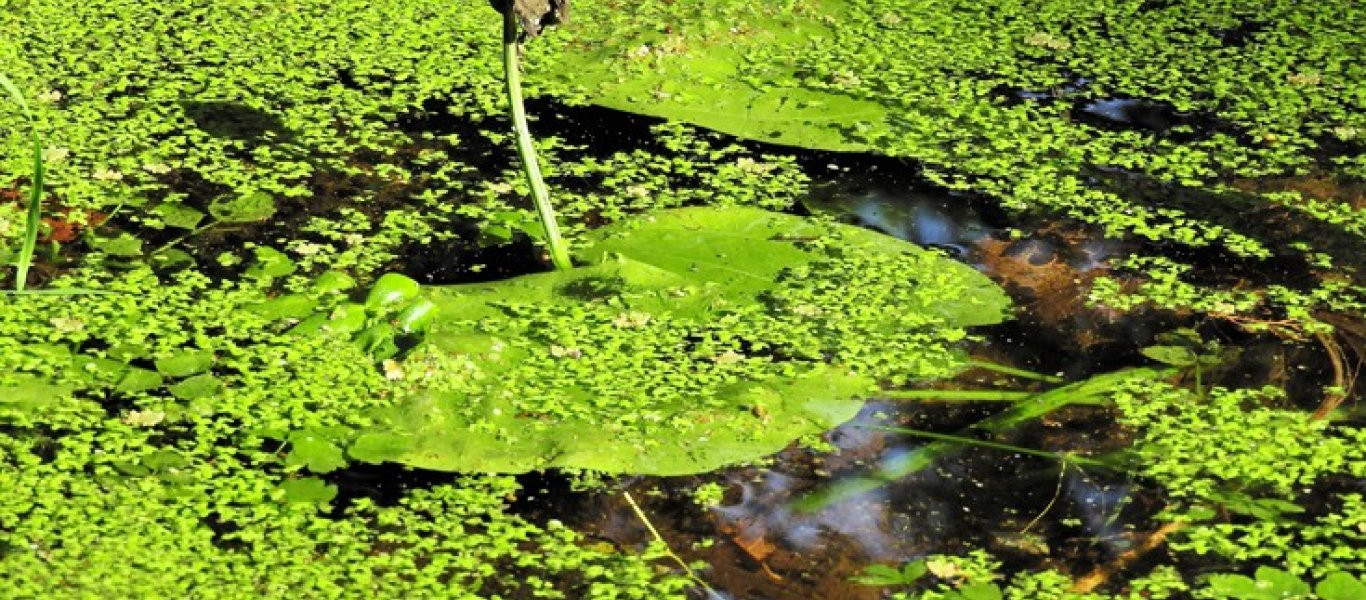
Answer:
[
  {"xmin": 531, "ymin": 0, "xmax": 1365, "ymax": 331},
  {"xmin": 3, "ymin": 0, "xmax": 1360, "ymax": 334},
  {"xmin": 0, "ymin": 267, "xmax": 691, "ymax": 597},
  {"xmin": 0, "ymin": 0, "xmax": 1364, "ymax": 597}
]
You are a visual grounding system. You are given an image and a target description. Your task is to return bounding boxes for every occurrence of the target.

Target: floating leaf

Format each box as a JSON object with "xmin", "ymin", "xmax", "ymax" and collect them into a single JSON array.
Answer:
[
  {"xmin": 115, "ymin": 368, "xmax": 164, "ymax": 394},
  {"xmin": 250, "ymin": 293, "xmax": 319, "ymax": 320},
  {"xmin": 280, "ymin": 477, "xmax": 338, "ymax": 504},
  {"xmin": 154, "ymin": 350, "xmax": 214, "ymax": 377},
  {"xmin": 151, "ymin": 203, "xmax": 204, "ymax": 229},
  {"xmin": 356, "ymin": 208, "xmax": 1010, "ymax": 475},
  {"xmin": 167, "ymin": 374, "xmax": 222, "ymax": 400},
  {"xmin": 87, "ymin": 233, "xmax": 144, "ymax": 257},
  {"xmin": 366, "ymin": 273, "xmax": 421, "ymax": 312},
  {"xmin": 1317, "ymin": 572, "xmax": 1366, "ymax": 600},
  {"xmin": 245, "ymin": 246, "xmax": 296, "ymax": 279},
  {"xmin": 1206, "ymin": 567, "xmax": 1310, "ymax": 600},
  {"xmin": 545, "ymin": 2, "xmax": 884, "ymax": 151},
  {"xmin": 0, "ymin": 377, "xmax": 74, "ymax": 417},
  {"xmin": 286, "ymin": 431, "xmax": 348, "ymax": 474},
  {"xmin": 208, "ymin": 191, "xmax": 276, "ymax": 223},
  {"xmin": 311, "ymin": 271, "xmax": 357, "ymax": 295}
]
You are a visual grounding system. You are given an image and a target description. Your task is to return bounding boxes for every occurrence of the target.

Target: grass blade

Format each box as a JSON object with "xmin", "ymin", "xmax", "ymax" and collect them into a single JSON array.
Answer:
[{"xmin": 0, "ymin": 74, "xmax": 43, "ymax": 292}]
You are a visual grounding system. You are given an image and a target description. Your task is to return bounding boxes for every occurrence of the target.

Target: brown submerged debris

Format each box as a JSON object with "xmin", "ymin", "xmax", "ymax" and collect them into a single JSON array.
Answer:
[{"xmin": 1069, "ymin": 520, "xmax": 1185, "ymax": 594}]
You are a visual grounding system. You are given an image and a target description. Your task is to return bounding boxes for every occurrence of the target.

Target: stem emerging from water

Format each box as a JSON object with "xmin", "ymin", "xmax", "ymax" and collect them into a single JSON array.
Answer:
[
  {"xmin": 502, "ymin": 11, "xmax": 572, "ymax": 270},
  {"xmin": 1, "ymin": 74, "xmax": 44, "ymax": 291}
]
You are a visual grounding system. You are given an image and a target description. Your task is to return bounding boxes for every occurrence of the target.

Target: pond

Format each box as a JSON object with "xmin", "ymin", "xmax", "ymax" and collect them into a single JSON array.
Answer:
[{"xmin": 1, "ymin": 1, "xmax": 1364, "ymax": 599}]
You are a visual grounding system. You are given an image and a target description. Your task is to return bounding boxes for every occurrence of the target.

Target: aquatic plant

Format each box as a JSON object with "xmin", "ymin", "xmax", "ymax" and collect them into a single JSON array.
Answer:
[
  {"xmin": 792, "ymin": 368, "xmax": 1170, "ymax": 511},
  {"xmin": 495, "ymin": 0, "xmax": 572, "ymax": 269},
  {"xmin": 0, "ymin": 74, "xmax": 44, "ymax": 291},
  {"xmin": 852, "ymin": 370, "xmax": 1366, "ymax": 598},
  {"xmin": 0, "ymin": 265, "xmax": 691, "ymax": 597},
  {"xmin": 288, "ymin": 207, "xmax": 1010, "ymax": 474},
  {"xmin": 1, "ymin": 0, "xmax": 1361, "ymax": 596}
]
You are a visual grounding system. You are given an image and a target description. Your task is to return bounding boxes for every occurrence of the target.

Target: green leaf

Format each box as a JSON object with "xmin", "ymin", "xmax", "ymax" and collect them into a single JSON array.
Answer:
[
  {"xmin": 393, "ymin": 300, "xmax": 439, "ymax": 334},
  {"xmin": 167, "ymin": 374, "xmax": 222, "ymax": 400},
  {"xmin": 149, "ymin": 249, "xmax": 195, "ymax": 270},
  {"xmin": 1253, "ymin": 567, "xmax": 1311, "ymax": 598},
  {"xmin": 348, "ymin": 432, "xmax": 410, "ymax": 464},
  {"xmin": 208, "ymin": 191, "xmax": 276, "ymax": 223},
  {"xmin": 1140, "ymin": 345, "xmax": 1196, "ymax": 366},
  {"xmin": 357, "ymin": 208, "xmax": 1010, "ymax": 475},
  {"xmin": 366, "ymin": 273, "xmax": 421, "ymax": 312},
  {"xmin": 245, "ymin": 246, "xmax": 296, "ymax": 279},
  {"xmin": 154, "ymin": 350, "xmax": 214, "ymax": 377},
  {"xmin": 250, "ymin": 293, "xmax": 319, "ymax": 321},
  {"xmin": 115, "ymin": 368, "xmax": 164, "ymax": 394},
  {"xmin": 280, "ymin": 477, "xmax": 338, "ymax": 504},
  {"xmin": 851, "ymin": 561, "xmax": 927, "ymax": 586},
  {"xmin": 0, "ymin": 377, "xmax": 73, "ymax": 414},
  {"xmin": 286, "ymin": 431, "xmax": 348, "ymax": 474},
  {"xmin": 311, "ymin": 271, "xmax": 357, "ymax": 295},
  {"xmin": 151, "ymin": 203, "xmax": 204, "ymax": 229},
  {"xmin": 1206, "ymin": 568, "xmax": 1310, "ymax": 600},
  {"xmin": 953, "ymin": 583, "xmax": 1004, "ymax": 600},
  {"xmin": 547, "ymin": 5, "xmax": 885, "ymax": 151},
  {"xmin": 850, "ymin": 564, "xmax": 909, "ymax": 586},
  {"xmin": 86, "ymin": 233, "xmax": 144, "ymax": 257},
  {"xmin": 1317, "ymin": 572, "xmax": 1366, "ymax": 600}
]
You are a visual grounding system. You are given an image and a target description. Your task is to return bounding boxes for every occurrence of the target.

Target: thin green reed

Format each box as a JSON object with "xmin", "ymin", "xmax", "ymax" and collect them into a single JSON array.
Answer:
[{"xmin": 0, "ymin": 74, "xmax": 45, "ymax": 291}]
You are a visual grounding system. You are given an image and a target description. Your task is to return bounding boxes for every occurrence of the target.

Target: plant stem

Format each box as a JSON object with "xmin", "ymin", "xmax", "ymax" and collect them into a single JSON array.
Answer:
[
  {"xmin": 1, "ymin": 74, "xmax": 44, "ymax": 291},
  {"xmin": 879, "ymin": 389, "xmax": 1035, "ymax": 402},
  {"xmin": 623, "ymin": 491, "xmax": 720, "ymax": 597},
  {"xmin": 965, "ymin": 359, "xmax": 1064, "ymax": 383},
  {"xmin": 502, "ymin": 11, "xmax": 572, "ymax": 271},
  {"xmin": 867, "ymin": 425, "xmax": 1104, "ymax": 466}
]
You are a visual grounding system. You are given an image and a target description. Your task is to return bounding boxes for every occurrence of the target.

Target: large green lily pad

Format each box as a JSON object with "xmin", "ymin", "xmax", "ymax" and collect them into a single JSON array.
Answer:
[
  {"xmin": 356, "ymin": 207, "xmax": 1010, "ymax": 475},
  {"xmin": 539, "ymin": 0, "xmax": 886, "ymax": 151}
]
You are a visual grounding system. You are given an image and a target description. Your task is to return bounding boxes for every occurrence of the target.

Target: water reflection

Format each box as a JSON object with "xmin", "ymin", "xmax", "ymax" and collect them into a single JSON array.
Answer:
[{"xmin": 804, "ymin": 182, "xmax": 993, "ymax": 257}]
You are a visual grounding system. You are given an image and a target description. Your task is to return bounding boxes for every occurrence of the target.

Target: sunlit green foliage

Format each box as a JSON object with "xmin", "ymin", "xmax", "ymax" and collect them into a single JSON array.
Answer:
[
  {"xmin": 1, "ymin": 0, "xmax": 1362, "ymax": 596},
  {"xmin": 301, "ymin": 208, "xmax": 1008, "ymax": 474},
  {"xmin": 0, "ymin": 266, "xmax": 690, "ymax": 596}
]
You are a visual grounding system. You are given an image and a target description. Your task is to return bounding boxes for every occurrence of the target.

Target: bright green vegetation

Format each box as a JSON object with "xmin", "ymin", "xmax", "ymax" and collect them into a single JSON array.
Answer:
[
  {"xmin": 0, "ymin": 267, "xmax": 690, "ymax": 597},
  {"xmin": 534, "ymin": 0, "xmax": 1365, "ymax": 334},
  {"xmin": 345, "ymin": 207, "xmax": 1006, "ymax": 474},
  {"xmin": 0, "ymin": 74, "xmax": 43, "ymax": 291},
  {"xmin": 1, "ymin": 0, "xmax": 1363, "ymax": 597}
]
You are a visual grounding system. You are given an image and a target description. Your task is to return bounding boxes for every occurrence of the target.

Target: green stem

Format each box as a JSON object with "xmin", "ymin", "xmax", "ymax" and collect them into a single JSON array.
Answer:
[
  {"xmin": 966, "ymin": 359, "xmax": 1064, "ymax": 383},
  {"xmin": 1, "ymin": 74, "xmax": 43, "ymax": 292},
  {"xmin": 879, "ymin": 389, "xmax": 1035, "ymax": 402},
  {"xmin": 623, "ymin": 491, "xmax": 719, "ymax": 597},
  {"xmin": 867, "ymin": 425, "xmax": 1104, "ymax": 466},
  {"xmin": 502, "ymin": 11, "xmax": 572, "ymax": 271}
]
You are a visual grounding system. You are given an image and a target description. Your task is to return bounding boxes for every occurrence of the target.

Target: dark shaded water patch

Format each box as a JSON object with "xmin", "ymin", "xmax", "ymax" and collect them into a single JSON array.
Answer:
[
  {"xmin": 992, "ymin": 73, "xmax": 1090, "ymax": 106},
  {"xmin": 325, "ymin": 462, "xmax": 463, "ymax": 512},
  {"xmin": 1212, "ymin": 20, "xmax": 1268, "ymax": 48},
  {"xmin": 182, "ymin": 101, "xmax": 291, "ymax": 143},
  {"xmin": 1073, "ymin": 97, "xmax": 1220, "ymax": 141}
]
